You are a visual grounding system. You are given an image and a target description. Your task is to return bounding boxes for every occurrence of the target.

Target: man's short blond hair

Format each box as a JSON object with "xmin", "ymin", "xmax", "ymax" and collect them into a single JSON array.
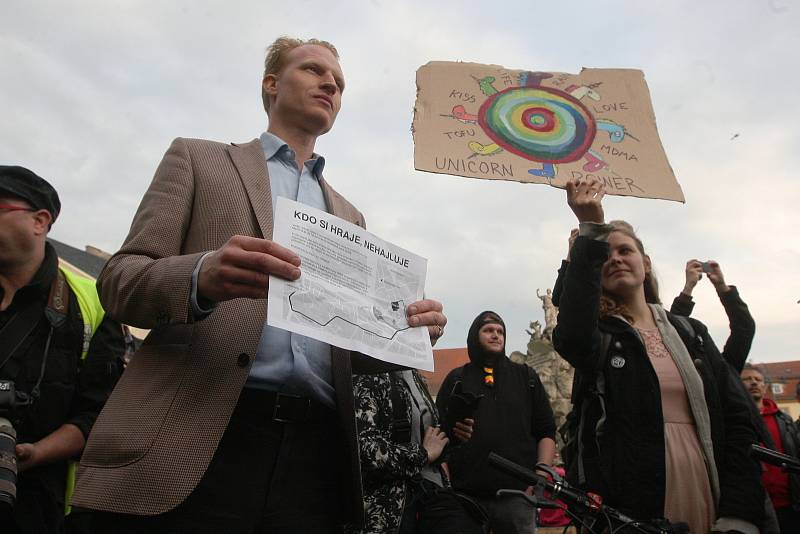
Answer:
[{"xmin": 262, "ymin": 36, "xmax": 339, "ymax": 114}]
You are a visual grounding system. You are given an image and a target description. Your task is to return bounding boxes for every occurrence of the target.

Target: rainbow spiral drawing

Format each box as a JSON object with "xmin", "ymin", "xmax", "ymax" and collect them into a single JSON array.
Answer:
[{"xmin": 478, "ymin": 86, "xmax": 596, "ymax": 163}]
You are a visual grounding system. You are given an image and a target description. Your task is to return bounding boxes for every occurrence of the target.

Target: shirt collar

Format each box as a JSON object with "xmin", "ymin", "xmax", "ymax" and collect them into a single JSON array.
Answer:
[{"xmin": 259, "ymin": 131, "xmax": 326, "ymax": 179}]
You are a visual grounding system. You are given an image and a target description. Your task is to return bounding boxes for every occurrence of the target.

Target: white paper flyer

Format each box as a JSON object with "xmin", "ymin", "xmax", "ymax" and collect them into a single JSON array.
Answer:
[{"xmin": 267, "ymin": 197, "xmax": 433, "ymax": 371}]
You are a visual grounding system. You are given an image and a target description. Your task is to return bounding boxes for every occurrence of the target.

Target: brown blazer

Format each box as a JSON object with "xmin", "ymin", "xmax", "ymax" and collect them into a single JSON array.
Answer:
[{"xmin": 73, "ymin": 137, "xmax": 366, "ymax": 523}]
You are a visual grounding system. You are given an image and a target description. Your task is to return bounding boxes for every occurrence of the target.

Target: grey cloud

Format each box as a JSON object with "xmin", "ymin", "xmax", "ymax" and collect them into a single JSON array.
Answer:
[{"xmin": 2, "ymin": 0, "xmax": 797, "ymax": 361}]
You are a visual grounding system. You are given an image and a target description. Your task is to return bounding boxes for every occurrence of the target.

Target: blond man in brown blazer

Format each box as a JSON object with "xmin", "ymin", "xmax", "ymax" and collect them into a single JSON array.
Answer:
[{"xmin": 72, "ymin": 37, "xmax": 447, "ymax": 533}]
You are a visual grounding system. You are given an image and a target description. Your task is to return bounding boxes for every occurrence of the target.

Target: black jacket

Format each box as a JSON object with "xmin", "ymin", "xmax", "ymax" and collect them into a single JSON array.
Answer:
[
  {"xmin": 769, "ymin": 407, "xmax": 800, "ymax": 511},
  {"xmin": 670, "ymin": 287, "xmax": 755, "ymax": 373},
  {"xmin": 553, "ymin": 236, "xmax": 764, "ymax": 526},
  {"xmin": 552, "ymin": 259, "xmax": 568, "ymax": 308},
  {"xmin": 0, "ymin": 244, "xmax": 125, "ymax": 528}
]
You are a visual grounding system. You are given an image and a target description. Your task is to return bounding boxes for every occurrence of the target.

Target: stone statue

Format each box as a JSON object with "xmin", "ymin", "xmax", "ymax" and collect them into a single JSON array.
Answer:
[
  {"xmin": 537, "ymin": 288, "xmax": 558, "ymax": 334},
  {"xmin": 525, "ymin": 320, "xmax": 543, "ymax": 341}
]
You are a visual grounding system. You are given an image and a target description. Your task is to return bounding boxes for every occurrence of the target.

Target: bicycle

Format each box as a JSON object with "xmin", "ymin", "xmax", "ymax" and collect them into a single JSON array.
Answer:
[{"xmin": 487, "ymin": 452, "xmax": 689, "ymax": 534}]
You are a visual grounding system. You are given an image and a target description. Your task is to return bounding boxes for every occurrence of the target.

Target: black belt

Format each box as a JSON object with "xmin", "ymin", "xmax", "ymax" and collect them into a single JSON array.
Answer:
[{"xmin": 239, "ymin": 388, "xmax": 331, "ymax": 424}]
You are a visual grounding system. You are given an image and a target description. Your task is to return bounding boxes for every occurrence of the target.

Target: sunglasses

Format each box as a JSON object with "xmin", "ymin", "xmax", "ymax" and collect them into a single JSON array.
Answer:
[{"xmin": 0, "ymin": 204, "xmax": 36, "ymax": 212}]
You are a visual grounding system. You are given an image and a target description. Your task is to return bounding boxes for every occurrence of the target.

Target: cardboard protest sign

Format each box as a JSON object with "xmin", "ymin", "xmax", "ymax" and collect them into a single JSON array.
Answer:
[{"xmin": 413, "ymin": 62, "xmax": 684, "ymax": 202}]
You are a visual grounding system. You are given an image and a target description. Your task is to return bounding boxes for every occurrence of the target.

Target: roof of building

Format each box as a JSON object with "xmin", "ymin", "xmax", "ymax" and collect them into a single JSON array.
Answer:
[
  {"xmin": 421, "ymin": 347, "xmax": 470, "ymax": 396},
  {"xmin": 48, "ymin": 238, "xmax": 108, "ymax": 279},
  {"xmin": 751, "ymin": 360, "xmax": 800, "ymax": 402},
  {"xmin": 755, "ymin": 361, "xmax": 800, "ymax": 379}
]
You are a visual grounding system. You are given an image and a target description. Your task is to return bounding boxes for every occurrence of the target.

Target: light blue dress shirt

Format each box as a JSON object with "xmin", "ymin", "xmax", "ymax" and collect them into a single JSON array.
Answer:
[{"xmin": 190, "ymin": 132, "xmax": 335, "ymax": 406}]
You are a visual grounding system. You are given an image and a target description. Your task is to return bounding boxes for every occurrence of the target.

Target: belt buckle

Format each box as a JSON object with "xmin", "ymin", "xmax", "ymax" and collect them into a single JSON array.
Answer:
[{"xmin": 272, "ymin": 393, "xmax": 311, "ymax": 423}]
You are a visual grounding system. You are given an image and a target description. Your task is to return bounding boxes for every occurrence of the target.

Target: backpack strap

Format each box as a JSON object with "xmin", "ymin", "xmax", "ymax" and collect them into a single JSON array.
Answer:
[
  {"xmin": 598, "ymin": 331, "xmax": 613, "ymax": 372},
  {"xmin": 574, "ymin": 331, "xmax": 613, "ymax": 486},
  {"xmin": 525, "ymin": 365, "xmax": 541, "ymax": 430},
  {"xmin": 444, "ymin": 366, "xmax": 465, "ymax": 416},
  {"xmin": 576, "ymin": 397, "xmax": 591, "ymax": 485},
  {"xmin": 447, "ymin": 366, "xmax": 465, "ymax": 393},
  {"xmin": 669, "ymin": 314, "xmax": 698, "ymax": 349},
  {"xmin": 569, "ymin": 330, "xmax": 612, "ymax": 406},
  {"xmin": 594, "ymin": 332, "xmax": 610, "ymax": 397},
  {"xmin": 525, "ymin": 364, "xmax": 541, "ymax": 391}
]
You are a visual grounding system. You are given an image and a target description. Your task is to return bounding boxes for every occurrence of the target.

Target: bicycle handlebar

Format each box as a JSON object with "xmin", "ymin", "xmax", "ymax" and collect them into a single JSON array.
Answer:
[
  {"xmin": 487, "ymin": 452, "xmax": 599, "ymax": 512},
  {"xmin": 751, "ymin": 444, "xmax": 800, "ymax": 474},
  {"xmin": 487, "ymin": 452, "xmax": 688, "ymax": 534}
]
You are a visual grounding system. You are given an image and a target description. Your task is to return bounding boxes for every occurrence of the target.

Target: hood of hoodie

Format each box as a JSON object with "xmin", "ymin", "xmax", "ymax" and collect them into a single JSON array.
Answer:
[
  {"xmin": 761, "ymin": 397, "xmax": 781, "ymax": 416},
  {"xmin": 466, "ymin": 310, "xmax": 507, "ymax": 366}
]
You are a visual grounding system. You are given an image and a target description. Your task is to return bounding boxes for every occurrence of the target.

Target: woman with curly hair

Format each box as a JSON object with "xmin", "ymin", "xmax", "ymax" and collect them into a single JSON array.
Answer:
[{"xmin": 554, "ymin": 177, "xmax": 764, "ymax": 534}]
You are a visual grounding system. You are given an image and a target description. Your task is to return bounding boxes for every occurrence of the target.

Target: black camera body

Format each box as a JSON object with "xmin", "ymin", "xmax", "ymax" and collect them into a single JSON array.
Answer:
[
  {"xmin": 0, "ymin": 379, "xmax": 33, "ymax": 422},
  {"xmin": 0, "ymin": 380, "xmax": 19, "ymax": 412},
  {"xmin": 0, "ymin": 380, "xmax": 22, "ymax": 510}
]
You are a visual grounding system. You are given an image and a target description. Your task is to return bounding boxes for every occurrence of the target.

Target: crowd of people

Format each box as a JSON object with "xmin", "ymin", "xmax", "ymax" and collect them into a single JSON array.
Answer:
[{"xmin": 2, "ymin": 35, "xmax": 798, "ymax": 534}]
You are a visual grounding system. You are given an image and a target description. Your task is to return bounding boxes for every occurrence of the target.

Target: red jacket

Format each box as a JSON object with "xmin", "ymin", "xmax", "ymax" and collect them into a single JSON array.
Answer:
[{"xmin": 761, "ymin": 398, "xmax": 792, "ymax": 509}]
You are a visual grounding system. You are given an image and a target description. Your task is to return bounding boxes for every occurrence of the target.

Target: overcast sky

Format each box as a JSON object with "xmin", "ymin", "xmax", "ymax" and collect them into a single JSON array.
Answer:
[{"xmin": 3, "ymin": 0, "xmax": 798, "ymax": 364}]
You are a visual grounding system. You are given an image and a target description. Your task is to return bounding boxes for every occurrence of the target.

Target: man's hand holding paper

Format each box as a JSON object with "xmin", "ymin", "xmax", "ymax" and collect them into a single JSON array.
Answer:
[
  {"xmin": 198, "ymin": 235, "xmax": 302, "ymax": 302},
  {"xmin": 407, "ymin": 299, "xmax": 447, "ymax": 346}
]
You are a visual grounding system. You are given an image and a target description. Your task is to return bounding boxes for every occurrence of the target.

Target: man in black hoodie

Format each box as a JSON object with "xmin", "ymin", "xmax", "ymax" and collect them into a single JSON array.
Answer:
[{"xmin": 436, "ymin": 311, "xmax": 556, "ymax": 534}]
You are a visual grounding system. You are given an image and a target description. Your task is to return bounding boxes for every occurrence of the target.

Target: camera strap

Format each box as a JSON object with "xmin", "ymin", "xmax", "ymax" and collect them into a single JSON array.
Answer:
[
  {"xmin": 45, "ymin": 270, "xmax": 69, "ymax": 328},
  {"xmin": 29, "ymin": 271, "xmax": 70, "ymax": 401}
]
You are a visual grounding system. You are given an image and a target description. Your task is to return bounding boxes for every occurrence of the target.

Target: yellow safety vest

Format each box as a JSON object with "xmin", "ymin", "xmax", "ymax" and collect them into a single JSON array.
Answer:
[{"xmin": 58, "ymin": 268, "xmax": 105, "ymax": 515}]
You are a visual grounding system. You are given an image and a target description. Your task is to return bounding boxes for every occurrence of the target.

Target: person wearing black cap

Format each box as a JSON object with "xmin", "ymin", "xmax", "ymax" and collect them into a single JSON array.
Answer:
[
  {"xmin": 436, "ymin": 311, "xmax": 556, "ymax": 534},
  {"xmin": 0, "ymin": 166, "xmax": 125, "ymax": 534}
]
